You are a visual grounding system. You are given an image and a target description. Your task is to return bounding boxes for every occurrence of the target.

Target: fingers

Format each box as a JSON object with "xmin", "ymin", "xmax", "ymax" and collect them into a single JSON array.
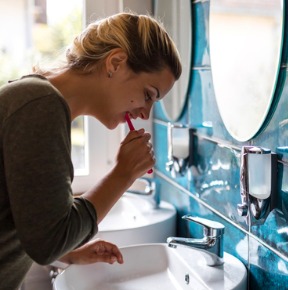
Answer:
[
  {"xmin": 111, "ymin": 244, "xmax": 124, "ymax": 264},
  {"xmin": 121, "ymin": 129, "xmax": 146, "ymax": 145},
  {"xmin": 94, "ymin": 241, "xmax": 124, "ymax": 264},
  {"xmin": 117, "ymin": 129, "xmax": 155, "ymax": 177}
]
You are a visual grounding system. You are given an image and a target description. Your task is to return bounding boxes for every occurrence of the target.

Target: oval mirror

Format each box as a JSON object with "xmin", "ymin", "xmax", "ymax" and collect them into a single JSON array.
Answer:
[
  {"xmin": 210, "ymin": 0, "xmax": 283, "ymax": 141},
  {"xmin": 154, "ymin": 0, "xmax": 192, "ymax": 121}
]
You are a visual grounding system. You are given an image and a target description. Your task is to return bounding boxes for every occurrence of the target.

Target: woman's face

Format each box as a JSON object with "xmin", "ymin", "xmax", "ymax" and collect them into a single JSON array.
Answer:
[{"xmin": 97, "ymin": 66, "xmax": 175, "ymax": 129}]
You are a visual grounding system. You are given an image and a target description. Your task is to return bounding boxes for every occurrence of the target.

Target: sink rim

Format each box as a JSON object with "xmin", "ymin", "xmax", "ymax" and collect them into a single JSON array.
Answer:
[{"xmin": 53, "ymin": 243, "xmax": 247, "ymax": 290}]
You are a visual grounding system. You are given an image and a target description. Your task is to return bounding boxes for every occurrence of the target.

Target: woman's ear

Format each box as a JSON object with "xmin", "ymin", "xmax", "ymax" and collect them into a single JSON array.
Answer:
[{"xmin": 106, "ymin": 49, "xmax": 128, "ymax": 74}]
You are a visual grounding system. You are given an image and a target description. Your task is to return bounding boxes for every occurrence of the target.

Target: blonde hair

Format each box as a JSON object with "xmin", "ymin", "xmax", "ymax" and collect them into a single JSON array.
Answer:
[{"xmin": 61, "ymin": 12, "xmax": 181, "ymax": 79}]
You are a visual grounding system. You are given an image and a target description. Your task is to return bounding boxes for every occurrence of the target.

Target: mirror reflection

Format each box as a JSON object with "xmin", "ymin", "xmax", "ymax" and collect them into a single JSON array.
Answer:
[
  {"xmin": 210, "ymin": 0, "xmax": 283, "ymax": 141},
  {"xmin": 154, "ymin": 0, "xmax": 192, "ymax": 121}
]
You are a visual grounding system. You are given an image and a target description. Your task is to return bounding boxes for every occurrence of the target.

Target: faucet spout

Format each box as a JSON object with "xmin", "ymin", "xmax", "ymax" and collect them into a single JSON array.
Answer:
[
  {"xmin": 167, "ymin": 236, "xmax": 223, "ymax": 266},
  {"xmin": 167, "ymin": 216, "xmax": 225, "ymax": 266},
  {"xmin": 125, "ymin": 178, "xmax": 159, "ymax": 208}
]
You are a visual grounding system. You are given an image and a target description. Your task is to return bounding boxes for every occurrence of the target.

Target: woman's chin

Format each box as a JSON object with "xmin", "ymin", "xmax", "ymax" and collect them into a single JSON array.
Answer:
[
  {"xmin": 99, "ymin": 117, "xmax": 124, "ymax": 130},
  {"xmin": 105, "ymin": 122, "xmax": 119, "ymax": 130}
]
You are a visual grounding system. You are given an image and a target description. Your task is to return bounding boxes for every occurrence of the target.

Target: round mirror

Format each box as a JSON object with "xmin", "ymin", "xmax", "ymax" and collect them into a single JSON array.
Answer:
[
  {"xmin": 210, "ymin": 0, "xmax": 283, "ymax": 141},
  {"xmin": 154, "ymin": 0, "xmax": 192, "ymax": 121}
]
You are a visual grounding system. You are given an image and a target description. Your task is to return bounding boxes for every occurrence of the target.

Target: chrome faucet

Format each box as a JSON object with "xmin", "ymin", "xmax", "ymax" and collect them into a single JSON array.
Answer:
[
  {"xmin": 126, "ymin": 177, "xmax": 159, "ymax": 208},
  {"xmin": 167, "ymin": 215, "xmax": 225, "ymax": 266}
]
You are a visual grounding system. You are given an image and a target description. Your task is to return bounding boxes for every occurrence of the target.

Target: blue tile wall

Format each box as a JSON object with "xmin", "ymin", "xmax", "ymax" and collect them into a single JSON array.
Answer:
[{"xmin": 152, "ymin": 1, "xmax": 288, "ymax": 289}]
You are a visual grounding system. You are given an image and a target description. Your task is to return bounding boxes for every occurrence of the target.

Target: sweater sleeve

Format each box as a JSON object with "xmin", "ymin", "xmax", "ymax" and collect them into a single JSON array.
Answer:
[{"xmin": 2, "ymin": 94, "xmax": 97, "ymax": 265}]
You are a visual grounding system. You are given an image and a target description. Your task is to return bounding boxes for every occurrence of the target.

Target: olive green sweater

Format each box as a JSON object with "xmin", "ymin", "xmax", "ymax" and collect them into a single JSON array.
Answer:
[{"xmin": 0, "ymin": 75, "xmax": 97, "ymax": 290}]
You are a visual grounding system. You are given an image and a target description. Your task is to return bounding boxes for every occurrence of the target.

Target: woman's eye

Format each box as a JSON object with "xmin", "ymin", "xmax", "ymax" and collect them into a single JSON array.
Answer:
[{"xmin": 145, "ymin": 91, "xmax": 152, "ymax": 102}]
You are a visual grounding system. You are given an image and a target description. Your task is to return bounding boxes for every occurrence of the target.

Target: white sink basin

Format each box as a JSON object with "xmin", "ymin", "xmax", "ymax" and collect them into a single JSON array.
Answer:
[
  {"xmin": 53, "ymin": 243, "xmax": 247, "ymax": 290},
  {"xmin": 94, "ymin": 193, "xmax": 176, "ymax": 246}
]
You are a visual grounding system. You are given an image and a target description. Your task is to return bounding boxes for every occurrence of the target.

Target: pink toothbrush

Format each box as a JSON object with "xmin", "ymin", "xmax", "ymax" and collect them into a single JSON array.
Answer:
[{"xmin": 125, "ymin": 113, "xmax": 153, "ymax": 174}]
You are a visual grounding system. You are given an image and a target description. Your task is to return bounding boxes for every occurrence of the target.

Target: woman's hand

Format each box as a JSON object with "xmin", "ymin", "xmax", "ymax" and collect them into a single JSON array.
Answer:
[
  {"xmin": 58, "ymin": 239, "xmax": 124, "ymax": 265},
  {"xmin": 116, "ymin": 129, "xmax": 155, "ymax": 179}
]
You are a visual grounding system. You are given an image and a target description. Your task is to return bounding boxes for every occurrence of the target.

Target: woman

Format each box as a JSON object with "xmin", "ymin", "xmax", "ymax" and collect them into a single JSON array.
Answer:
[{"xmin": 0, "ymin": 11, "xmax": 181, "ymax": 289}]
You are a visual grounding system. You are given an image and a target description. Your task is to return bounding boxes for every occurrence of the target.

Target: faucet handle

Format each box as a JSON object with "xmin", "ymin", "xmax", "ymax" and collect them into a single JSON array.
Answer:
[{"xmin": 182, "ymin": 215, "xmax": 225, "ymax": 238}]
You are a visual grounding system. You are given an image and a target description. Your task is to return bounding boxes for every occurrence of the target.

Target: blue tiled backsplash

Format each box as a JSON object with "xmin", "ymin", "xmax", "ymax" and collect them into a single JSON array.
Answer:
[{"xmin": 152, "ymin": 1, "xmax": 288, "ymax": 289}]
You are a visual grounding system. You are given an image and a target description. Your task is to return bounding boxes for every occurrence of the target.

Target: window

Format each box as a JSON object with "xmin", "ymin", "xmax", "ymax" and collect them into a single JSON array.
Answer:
[
  {"xmin": 0, "ymin": 0, "xmax": 86, "ymax": 174},
  {"xmin": 0, "ymin": 0, "xmax": 83, "ymax": 84}
]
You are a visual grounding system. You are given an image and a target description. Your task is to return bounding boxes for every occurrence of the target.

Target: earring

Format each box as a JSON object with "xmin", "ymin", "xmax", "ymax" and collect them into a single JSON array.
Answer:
[{"xmin": 108, "ymin": 71, "xmax": 113, "ymax": 78}]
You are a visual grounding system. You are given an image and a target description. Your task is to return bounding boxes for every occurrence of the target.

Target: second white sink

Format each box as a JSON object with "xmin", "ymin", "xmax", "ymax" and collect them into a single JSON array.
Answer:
[{"xmin": 95, "ymin": 193, "xmax": 176, "ymax": 246}]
